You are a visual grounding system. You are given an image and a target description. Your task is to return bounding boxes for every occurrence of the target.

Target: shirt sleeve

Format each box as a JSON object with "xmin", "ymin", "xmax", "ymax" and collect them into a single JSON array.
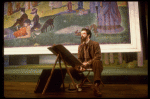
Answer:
[{"xmin": 88, "ymin": 42, "xmax": 101, "ymax": 65}]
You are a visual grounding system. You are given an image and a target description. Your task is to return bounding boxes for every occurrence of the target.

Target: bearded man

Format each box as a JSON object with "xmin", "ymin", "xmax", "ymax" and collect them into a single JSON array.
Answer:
[{"xmin": 68, "ymin": 28, "xmax": 103, "ymax": 97}]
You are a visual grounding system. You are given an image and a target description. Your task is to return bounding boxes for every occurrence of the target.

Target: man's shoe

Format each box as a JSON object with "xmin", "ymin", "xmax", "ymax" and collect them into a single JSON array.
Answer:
[
  {"xmin": 94, "ymin": 89, "xmax": 102, "ymax": 97},
  {"xmin": 91, "ymin": 83, "xmax": 102, "ymax": 97}
]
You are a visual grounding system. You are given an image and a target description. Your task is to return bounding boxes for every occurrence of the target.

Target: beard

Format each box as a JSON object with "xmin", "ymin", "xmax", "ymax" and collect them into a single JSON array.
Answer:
[{"xmin": 81, "ymin": 36, "xmax": 87, "ymax": 43}]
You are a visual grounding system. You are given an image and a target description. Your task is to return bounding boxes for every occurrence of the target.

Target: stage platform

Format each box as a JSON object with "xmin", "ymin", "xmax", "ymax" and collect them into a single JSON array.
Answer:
[
  {"xmin": 4, "ymin": 64, "xmax": 148, "ymax": 84},
  {"xmin": 3, "ymin": 81, "xmax": 148, "ymax": 98},
  {"xmin": 3, "ymin": 64, "xmax": 148, "ymax": 98}
]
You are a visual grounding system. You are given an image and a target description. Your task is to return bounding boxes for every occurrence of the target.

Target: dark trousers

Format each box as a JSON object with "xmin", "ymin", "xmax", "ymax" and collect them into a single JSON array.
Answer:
[{"xmin": 68, "ymin": 60, "xmax": 103, "ymax": 83}]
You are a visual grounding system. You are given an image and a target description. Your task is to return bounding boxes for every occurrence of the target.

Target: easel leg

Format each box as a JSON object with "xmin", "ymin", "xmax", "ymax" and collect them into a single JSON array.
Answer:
[
  {"xmin": 42, "ymin": 54, "xmax": 59, "ymax": 94},
  {"xmin": 65, "ymin": 63, "xmax": 78, "ymax": 90},
  {"xmin": 59, "ymin": 57, "xmax": 65, "ymax": 90},
  {"xmin": 60, "ymin": 55, "xmax": 78, "ymax": 91}
]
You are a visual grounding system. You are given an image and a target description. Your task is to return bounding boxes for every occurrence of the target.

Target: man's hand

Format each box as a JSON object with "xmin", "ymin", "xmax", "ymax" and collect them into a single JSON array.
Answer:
[
  {"xmin": 83, "ymin": 62, "xmax": 88, "ymax": 66},
  {"xmin": 83, "ymin": 62, "xmax": 90, "ymax": 67},
  {"xmin": 80, "ymin": 66, "xmax": 86, "ymax": 71},
  {"xmin": 79, "ymin": 62, "xmax": 90, "ymax": 71}
]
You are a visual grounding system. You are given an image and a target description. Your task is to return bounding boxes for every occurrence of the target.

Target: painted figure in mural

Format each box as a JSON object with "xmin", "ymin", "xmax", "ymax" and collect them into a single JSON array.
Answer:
[
  {"xmin": 14, "ymin": 19, "xmax": 31, "ymax": 38},
  {"xmin": 90, "ymin": 1, "xmax": 124, "ymax": 34},
  {"xmin": 77, "ymin": 1, "xmax": 83, "ymax": 10},
  {"xmin": 4, "ymin": 19, "xmax": 31, "ymax": 40},
  {"xmin": 69, "ymin": 28, "xmax": 103, "ymax": 97},
  {"xmin": 12, "ymin": 8, "xmax": 28, "ymax": 27},
  {"xmin": 30, "ymin": 8, "xmax": 41, "ymax": 32},
  {"xmin": 76, "ymin": 1, "xmax": 88, "ymax": 15},
  {"xmin": 53, "ymin": 1, "xmax": 62, "ymax": 8},
  {"xmin": 24, "ymin": 2, "xmax": 33, "ymax": 10},
  {"xmin": 49, "ymin": 1, "xmax": 54, "ymax": 11}
]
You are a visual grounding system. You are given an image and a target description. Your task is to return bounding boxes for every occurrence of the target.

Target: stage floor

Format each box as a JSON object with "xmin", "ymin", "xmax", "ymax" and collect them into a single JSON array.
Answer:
[
  {"xmin": 3, "ymin": 81, "xmax": 148, "ymax": 98},
  {"xmin": 3, "ymin": 65, "xmax": 148, "ymax": 98}
]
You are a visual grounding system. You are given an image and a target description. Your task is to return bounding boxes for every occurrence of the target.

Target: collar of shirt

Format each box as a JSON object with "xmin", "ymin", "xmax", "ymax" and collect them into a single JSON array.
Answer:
[
  {"xmin": 86, "ymin": 39, "xmax": 90, "ymax": 44},
  {"xmin": 82, "ymin": 39, "xmax": 90, "ymax": 45}
]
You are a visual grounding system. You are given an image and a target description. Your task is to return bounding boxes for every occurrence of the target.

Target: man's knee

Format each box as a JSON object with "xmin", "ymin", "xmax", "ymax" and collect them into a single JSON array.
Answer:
[
  {"xmin": 92, "ymin": 60, "xmax": 102, "ymax": 67},
  {"xmin": 92, "ymin": 60, "xmax": 103, "ymax": 71}
]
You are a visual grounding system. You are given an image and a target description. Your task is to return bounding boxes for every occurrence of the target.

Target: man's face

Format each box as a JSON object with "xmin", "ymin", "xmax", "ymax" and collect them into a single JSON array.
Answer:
[{"xmin": 81, "ymin": 30, "xmax": 88, "ymax": 43}]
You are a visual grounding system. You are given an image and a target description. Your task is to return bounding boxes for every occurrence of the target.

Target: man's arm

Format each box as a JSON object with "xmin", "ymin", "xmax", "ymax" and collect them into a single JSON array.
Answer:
[{"xmin": 87, "ymin": 42, "xmax": 101, "ymax": 65}]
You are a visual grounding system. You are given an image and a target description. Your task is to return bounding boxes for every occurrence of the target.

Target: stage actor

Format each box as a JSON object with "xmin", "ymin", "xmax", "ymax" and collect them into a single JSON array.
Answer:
[{"xmin": 68, "ymin": 28, "xmax": 103, "ymax": 97}]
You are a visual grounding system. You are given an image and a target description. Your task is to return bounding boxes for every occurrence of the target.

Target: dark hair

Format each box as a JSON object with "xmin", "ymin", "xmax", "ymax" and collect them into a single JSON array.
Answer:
[{"xmin": 81, "ymin": 28, "xmax": 92, "ymax": 38}]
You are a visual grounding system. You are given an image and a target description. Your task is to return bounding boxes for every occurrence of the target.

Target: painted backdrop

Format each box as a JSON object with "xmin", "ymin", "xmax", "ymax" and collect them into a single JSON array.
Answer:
[{"xmin": 4, "ymin": 1, "xmax": 130, "ymax": 48}]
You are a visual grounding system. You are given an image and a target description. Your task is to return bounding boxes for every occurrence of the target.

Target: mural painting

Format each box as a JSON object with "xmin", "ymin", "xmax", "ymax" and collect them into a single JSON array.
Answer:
[{"xmin": 4, "ymin": 1, "xmax": 130, "ymax": 48}]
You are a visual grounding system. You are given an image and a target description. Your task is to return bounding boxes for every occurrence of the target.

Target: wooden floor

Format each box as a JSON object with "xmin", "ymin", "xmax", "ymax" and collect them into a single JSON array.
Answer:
[{"xmin": 4, "ymin": 81, "xmax": 148, "ymax": 98}]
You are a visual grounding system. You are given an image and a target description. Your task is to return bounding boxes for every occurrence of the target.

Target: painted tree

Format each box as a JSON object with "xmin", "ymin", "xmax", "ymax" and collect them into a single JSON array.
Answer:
[
  {"xmin": 32, "ymin": 1, "xmax": 38, "ymax": 7},
  {"xmin": 16, "ymin": 2, "xmax": 21, "ymax": 11},
  {"xmin": 28, "ymin": 2, "xmax": 30, "ymax": 9},
  {"xmin": 25, "ymin": 2, "xmax": 33, "ymax": 10},
  {"xmin": 7, "ymin": 2, "xmax": 13, "ymax": 16},
  {"xmin": 67, "ymin": 1, "xmax": 72, "ymax": 12}
]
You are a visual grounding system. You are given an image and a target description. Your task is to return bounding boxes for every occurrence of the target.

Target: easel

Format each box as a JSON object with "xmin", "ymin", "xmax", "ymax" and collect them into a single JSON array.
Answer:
[{"xmin": 42, "ymin": 53, "xmax": 78, "ymax": 94}]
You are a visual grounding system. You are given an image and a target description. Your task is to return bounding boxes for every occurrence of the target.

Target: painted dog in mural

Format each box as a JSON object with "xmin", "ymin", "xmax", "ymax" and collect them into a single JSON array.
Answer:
[{"xmin": 41, "ymin": 15, "xmax": 58, "ymax": 33}]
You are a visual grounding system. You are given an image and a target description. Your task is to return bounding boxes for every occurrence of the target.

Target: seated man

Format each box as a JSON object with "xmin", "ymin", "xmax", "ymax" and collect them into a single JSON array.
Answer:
[
  {"xmin": 68, "ymin": 28, "xmax": 103, "ymax": 97},
  {"xmin": 12, "ymin": 8, "xmax": 28, "ymax": 27}
]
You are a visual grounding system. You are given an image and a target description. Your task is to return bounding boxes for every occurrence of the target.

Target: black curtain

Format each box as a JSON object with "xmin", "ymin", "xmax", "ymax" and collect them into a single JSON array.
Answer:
[{"xmin": 138, "ymin": 1, "xmax": 148, "ymax": 60}]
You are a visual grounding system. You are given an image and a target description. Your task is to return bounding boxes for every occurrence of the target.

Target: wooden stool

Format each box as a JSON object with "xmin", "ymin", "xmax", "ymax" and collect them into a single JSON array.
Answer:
[{"xmin": 79, "ymin": 68, "xmax": 104, "ymax": 87}]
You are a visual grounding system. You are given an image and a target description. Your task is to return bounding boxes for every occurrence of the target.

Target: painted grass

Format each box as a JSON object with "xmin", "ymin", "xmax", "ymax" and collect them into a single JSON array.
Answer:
[{"xmin": 4, "ymin": 2, "xmax": 90, "ymax": 28}]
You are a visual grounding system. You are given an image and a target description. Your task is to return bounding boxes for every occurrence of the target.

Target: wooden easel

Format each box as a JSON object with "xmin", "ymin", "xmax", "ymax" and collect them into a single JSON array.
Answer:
[{"xmin": 42, "ymin": 53, "xmax": 78, "ymax": 94}]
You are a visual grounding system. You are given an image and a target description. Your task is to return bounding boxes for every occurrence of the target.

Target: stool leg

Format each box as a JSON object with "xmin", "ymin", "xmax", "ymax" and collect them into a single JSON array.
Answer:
[
  {"xmin": 100, "ymin": 79, "xmax": 104, "ymax": 87},
  {"xmin": 80, "ymin": 71, "xmax": 92, "ymax": 87}
]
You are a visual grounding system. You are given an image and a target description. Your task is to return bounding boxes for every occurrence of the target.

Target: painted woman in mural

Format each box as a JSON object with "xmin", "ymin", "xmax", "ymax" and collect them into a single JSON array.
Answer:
[
  {"xmin": 4, "ymin": 19, "xmax": 31, "ymax": 40},
  {"xmin": 90, "ymin": 1, "xmax": 124, "ymax": 34}
]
